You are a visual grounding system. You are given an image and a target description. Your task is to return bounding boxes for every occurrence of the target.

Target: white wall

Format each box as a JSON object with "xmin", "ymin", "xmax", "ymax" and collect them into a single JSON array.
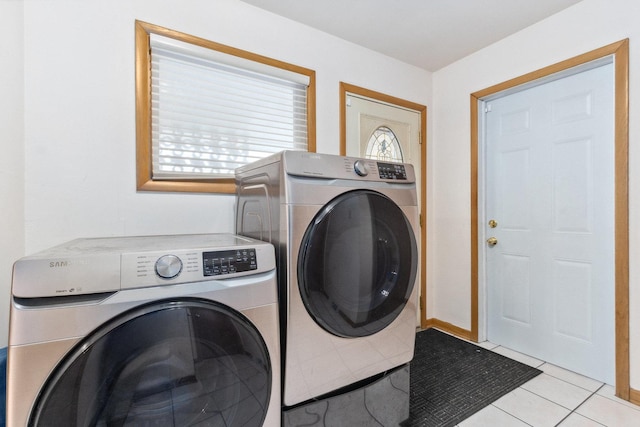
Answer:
[
  {"xmin": 431, "ymin": 0, "xmax": 640, "ymax": 388},
  {"xmin": 0, "ymin": 1, "xmax": 25, "ymax": 348},
  {"xmin": 0, "ymin": 0, "xmax": 432, "ymax": 347}
]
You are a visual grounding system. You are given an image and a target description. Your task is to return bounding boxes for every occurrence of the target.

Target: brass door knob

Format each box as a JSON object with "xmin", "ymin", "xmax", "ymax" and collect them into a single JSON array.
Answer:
[{"xmin": 486, "ymin": 237, "xmax": 498, "ymax": 247}]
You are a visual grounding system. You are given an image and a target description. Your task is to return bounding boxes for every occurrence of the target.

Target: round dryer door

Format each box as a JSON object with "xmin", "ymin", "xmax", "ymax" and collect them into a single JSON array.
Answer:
[
  {"xmin": 298, "ymin": 189, "xmax": 417, "ymax": 338},
  {"xmin": 29, "ymin": 299, "xmax": 272, "ymax": 427}
]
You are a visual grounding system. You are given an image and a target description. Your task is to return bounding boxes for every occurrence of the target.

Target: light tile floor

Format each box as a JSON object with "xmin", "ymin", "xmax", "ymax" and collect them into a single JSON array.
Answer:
[{"xmin": 457, "ymin": 341, "xmax": 640, "ymax": 427}]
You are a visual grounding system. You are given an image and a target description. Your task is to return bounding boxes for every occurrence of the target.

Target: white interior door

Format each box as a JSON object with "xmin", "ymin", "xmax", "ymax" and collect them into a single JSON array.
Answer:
[
  {"xmin": 345, "ymin": 93, "xmax": 422, "ymax": 325},
  {"xmin": 484, "ymin": 61, "xmax": 615, "ymax": 384}
]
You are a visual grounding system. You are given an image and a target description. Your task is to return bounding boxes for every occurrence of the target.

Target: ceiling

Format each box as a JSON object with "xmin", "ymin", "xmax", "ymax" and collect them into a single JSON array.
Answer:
[{"xmin": 240, "ymin": 0, "xmax": 583, "ymax": 71}]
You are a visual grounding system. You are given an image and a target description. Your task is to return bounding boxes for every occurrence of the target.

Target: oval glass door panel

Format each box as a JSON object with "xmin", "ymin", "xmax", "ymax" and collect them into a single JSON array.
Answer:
[
  {"xmin": 30, "ymin": 299, "xmax": 271, "ymax": 427},
  {"xmin": 298, "ymin": 190, "xmax": 417, "ymax": 337},
  {"xmin": 365, "ymin": 126, "xmax": 404, "ymax": 162}
]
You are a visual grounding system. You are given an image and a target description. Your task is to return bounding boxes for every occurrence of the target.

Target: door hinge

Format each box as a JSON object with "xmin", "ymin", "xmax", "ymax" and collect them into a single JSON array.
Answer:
[{"xmin": 419, "ymin": 213, "xmax": 423, "ymax": 228}]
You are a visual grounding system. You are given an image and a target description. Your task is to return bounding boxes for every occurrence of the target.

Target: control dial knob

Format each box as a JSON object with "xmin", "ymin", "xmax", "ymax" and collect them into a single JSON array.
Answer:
[
  {"xmin": 354, "ymin": 160, "xmax": 369, "ymax": 177},
  {"xmin": 155, "ymin": 254, "xmax": 183, "ymax": 279}
]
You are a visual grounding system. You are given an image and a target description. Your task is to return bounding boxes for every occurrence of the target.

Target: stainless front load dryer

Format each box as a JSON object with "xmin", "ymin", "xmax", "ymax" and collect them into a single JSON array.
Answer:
[
  {"xmin": 236, "ymin": 151, "xmax": 419, "ymax": 408},
  {"xmin": 7, "ymin": 234, "xmax": 280, "ymax": 427}
]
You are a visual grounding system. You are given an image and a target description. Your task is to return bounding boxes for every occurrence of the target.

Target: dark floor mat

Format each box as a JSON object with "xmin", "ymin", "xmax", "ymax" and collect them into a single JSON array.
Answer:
[{"xmin": 402, "ymin": 328, "xmax": 542, "ymax": 427}]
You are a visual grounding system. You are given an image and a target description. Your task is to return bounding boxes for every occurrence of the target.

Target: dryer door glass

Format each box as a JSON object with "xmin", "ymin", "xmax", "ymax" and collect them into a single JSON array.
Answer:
[
  {"xmin": 298, "ymin": 189, "xmax": 417, "ymax": 337},
  {"xmin": 30, "ymin": 299, "xmax": 271, "ymax": 427}
]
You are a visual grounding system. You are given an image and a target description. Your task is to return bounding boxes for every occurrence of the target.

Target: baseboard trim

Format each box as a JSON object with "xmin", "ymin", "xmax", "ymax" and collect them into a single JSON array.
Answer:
[{"xmin": 425, "ymin": 318, "xmax": 473, "ymax": 341}]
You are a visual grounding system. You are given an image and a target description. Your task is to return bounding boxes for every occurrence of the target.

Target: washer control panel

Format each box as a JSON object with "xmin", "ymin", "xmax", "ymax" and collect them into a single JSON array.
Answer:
[
  {"xmin": 120, "ymin": 245, "xmax": 268, "ymax": 290},
  {"xmin": 203, "ymin": 248, "xmax": 257, "ymax": 276}
]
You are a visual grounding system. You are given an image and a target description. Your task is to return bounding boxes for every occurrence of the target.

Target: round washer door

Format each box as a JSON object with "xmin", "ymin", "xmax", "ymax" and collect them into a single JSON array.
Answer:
[
  {"xmin": 30, "ymin": 298, "xmax": 272, "ymax": 427},
  {"xmin": 297, "ymin": 189, "xmax": 417, "ymax": 338}
]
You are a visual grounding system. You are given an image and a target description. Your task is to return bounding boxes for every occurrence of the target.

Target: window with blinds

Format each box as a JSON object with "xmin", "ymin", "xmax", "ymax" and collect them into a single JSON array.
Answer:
[{"xmin": 135, "ymin": 21, "xmax": 316, "ymax": 193}]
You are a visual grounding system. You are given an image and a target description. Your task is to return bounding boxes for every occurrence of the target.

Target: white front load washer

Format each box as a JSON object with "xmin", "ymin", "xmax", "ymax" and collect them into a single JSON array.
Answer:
[
  {"xmin": 7, "ymin": 234, "xmax": 280, "ymax": 427},
  {"xmin": 236, "ymin": 151, "xmax": 419, "ymax": 408}
]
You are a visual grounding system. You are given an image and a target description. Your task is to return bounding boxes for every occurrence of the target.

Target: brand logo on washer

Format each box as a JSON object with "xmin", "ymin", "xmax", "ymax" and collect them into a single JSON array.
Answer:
[
  {"xmin": 49, "ymin": 259, "xmax": 89, "ymax": 268},
  {"xmin": 49, "ymin": 260, "xmax": 70, "ymax": 268}
]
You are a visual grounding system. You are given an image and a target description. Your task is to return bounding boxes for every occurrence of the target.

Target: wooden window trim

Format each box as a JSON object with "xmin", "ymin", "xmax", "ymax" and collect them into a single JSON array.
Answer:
[{"xmin": 135, "ymin": 20, "xmax": 316, "ymax": 194}]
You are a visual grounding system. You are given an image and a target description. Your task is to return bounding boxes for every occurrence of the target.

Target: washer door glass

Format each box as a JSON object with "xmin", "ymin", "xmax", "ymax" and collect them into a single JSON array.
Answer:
[
  {"xmin": 30, "ymin": 299, "xmax": 271, "ymax": 427},
  {"xmin": 298, "ymin": 189, "xmax": 417, "ymax": 337}
]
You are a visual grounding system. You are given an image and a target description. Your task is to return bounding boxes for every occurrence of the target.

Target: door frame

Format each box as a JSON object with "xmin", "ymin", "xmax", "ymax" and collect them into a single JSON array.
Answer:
[
  {"xmin": 339, "ymin": 82, "xmax": 428, "ymax": 329},
  {"xmin": 470, "ymin": 40, "xmax": 629, "ymax": 400}
]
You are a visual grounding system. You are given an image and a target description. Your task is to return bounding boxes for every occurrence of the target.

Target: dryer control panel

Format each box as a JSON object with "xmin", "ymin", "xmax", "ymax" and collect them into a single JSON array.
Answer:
[
  {"xmin": 281, "ymin": 151, "xmax": 415, "ymax": 183},
  {"xmin": 376, "ymin": 162, "xmax": 408, "ymax": 180}
]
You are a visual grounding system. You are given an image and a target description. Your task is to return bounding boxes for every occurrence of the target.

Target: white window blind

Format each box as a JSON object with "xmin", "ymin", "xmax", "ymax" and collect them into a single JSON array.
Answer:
[{"xmin": 150, "ymin": 34, "xmax": 309, "ymax": 179}]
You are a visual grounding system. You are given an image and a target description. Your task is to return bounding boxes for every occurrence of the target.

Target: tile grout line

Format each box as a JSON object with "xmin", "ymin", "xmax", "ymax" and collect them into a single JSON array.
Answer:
[
  {"xmin": 496, "ymin": 360, "xmax": 605, "ymax": 426},
  {"xmin": 457, "ymin": 343, "xmax": 632, "ymax": 427},
  {"xmin": 524, "ymin": 373, "xmax": 607, "ymax": 423},
  {"xmin": 552, "ymin": 384, "xmax": 606, "ymax": 426},
  {"xmin": 493, "ymin": 403, "xmax": 535, "ymax": 427}
]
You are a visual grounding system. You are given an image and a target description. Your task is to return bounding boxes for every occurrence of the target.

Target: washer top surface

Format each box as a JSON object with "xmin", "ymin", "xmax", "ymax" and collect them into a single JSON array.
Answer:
[{"xmin": 25, "ymin": 233, "xmax": 260, "ymax": 257}]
